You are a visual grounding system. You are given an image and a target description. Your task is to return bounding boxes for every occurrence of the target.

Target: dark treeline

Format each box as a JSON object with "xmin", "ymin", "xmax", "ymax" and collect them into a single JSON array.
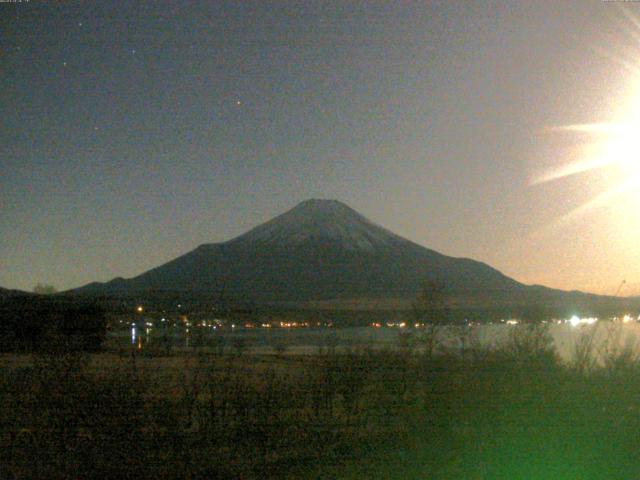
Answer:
[{"xmin": 0, "ymin": 296, "xmax": 107, "ymax": 352}]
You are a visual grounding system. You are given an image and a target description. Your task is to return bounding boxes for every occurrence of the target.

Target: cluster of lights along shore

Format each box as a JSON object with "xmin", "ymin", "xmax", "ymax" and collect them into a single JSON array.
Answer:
[
  {"xmin": 370, "ymin": 316, "xmax": 639, "ymax": 328},
  {"xmin": 126, "ymin": 304, "xmax": 335, "ymax": 341},
  {"xmin": 119, "ymin": 302, "xmax": 640, "ymax": 352},
  {"xmin": 128, "ymin": 304, "xmax": 639, "ymax": 330}
]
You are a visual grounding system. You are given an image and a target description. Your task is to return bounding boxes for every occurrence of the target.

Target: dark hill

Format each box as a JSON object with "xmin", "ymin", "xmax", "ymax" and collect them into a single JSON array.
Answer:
[{"xmin": 0, "ymin": 287, "xmax": 32, "ymax": 298}]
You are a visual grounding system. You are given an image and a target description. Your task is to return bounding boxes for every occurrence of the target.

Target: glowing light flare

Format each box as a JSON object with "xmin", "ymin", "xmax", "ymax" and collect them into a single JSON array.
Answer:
[
  {"xmin": 549, "ymin": 121, "xmax": 640, "ymax": 183},
  {"xmin": 568, "ymin": 316, "xmax": 598, "ymax": 327},
  {"xmin": 539, "ymin": 86, "xmax": 640, "ymax": 225}
]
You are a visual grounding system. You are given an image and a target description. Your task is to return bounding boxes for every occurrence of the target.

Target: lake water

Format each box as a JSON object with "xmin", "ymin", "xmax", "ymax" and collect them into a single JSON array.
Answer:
[{"xmin": 116, "ymin": 320, "xmax": 640, "ymax": 362}]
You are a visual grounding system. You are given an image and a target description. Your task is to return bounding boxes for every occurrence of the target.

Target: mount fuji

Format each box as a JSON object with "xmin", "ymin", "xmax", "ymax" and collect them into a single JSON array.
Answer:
[{"xmin": 70, "ymin": 199, "xmax": 622, "ymax": 309}]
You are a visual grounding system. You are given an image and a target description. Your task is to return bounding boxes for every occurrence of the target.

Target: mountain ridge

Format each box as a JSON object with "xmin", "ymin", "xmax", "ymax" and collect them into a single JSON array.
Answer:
[{"xmin": 68, "ymin": 199, "xmax": 634, "ymax": 310}]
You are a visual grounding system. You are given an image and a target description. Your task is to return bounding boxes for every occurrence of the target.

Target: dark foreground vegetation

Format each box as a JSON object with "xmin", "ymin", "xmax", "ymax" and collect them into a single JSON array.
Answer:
[
  {"xmin": 0, "ymin": 297, "xmax": 106, "ymax": 353},
  {"xmin": 2, "ymin": 323, "xmax": 640, "ymax": 479}
]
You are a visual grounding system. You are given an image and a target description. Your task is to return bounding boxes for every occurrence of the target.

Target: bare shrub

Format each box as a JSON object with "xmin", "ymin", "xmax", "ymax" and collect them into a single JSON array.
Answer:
[
  {"xmin": 495, "ymin": 323, "xmax": 558, "ymax": 373},
  {"xmin": 411, "ymin": 280, "xmax": 449, "ymax": 358},
  {"xmin": 572, "ymin": 326, "xmax": 599, "ymax": 375},
  {"xmin": 601, "ymin": 328, "xmax": 640, "ymax": 378}
]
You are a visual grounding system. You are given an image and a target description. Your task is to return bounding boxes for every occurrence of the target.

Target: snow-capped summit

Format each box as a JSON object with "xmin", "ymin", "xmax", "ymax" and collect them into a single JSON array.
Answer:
[{"xmin": 233, "ymin": 199, "xmax": 406, "ymax": 251}]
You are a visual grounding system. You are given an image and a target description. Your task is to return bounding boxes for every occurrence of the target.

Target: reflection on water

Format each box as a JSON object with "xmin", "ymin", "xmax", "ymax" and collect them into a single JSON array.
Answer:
[
  {"xmin": 129, "ymin": 323, "xmax": 193, "ymax": 348},
  {"xmin": 118, "ymin": 321, "xmax": 640, "ymax": 361},
  {"xmin": 131, "ymin": 324, "xmax": 160, "ymax": 348}
]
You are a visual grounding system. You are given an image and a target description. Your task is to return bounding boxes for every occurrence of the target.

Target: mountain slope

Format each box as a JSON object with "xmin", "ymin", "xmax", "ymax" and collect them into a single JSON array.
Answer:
[
  {"xmin": 0, "ymin": 287, "xmax": 32, "ymax": 298},
  {"xmin": 71, "ymin": 199, "xmax": 616, "ymax": 308}
]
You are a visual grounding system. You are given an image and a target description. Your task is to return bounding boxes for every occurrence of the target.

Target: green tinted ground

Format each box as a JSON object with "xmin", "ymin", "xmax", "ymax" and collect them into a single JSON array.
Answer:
[{"xmin": 2, "ymin": 326, "xmax": 640, "ymax": 479}]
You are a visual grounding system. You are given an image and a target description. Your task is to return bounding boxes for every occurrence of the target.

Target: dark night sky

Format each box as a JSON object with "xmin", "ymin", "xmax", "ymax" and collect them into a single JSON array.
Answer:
[{"xmin": 2, "ymin": 1, "xmax": 640, "ymax": 295}]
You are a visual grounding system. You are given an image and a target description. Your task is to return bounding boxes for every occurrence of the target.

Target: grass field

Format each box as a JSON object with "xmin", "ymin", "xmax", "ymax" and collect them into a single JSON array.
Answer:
[{"xmin": 2, "ymin": 324, "xmax": 640, "ymax": 479}]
